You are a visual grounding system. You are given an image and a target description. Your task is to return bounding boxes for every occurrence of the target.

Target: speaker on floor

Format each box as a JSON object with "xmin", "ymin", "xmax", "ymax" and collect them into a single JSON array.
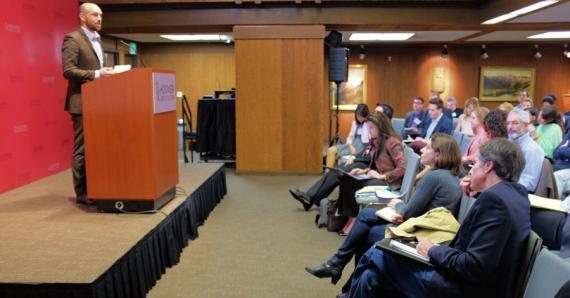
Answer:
[{"xmin": 329, "ymin": 47, "xmax": 349, "ymax": 83}]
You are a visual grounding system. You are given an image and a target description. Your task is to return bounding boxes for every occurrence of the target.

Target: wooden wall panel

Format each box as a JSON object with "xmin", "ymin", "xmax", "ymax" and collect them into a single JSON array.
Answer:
[
  {"xmin": 235, "ymin": 25, "xmax": 324, "ymax": 174},
  {"xmin": 329, "ymin": 44, "xmax": 570, "ymax": 140},
  {"xmin": 139, "ymin": 43, "xmax": 235, "ymax": 127}
]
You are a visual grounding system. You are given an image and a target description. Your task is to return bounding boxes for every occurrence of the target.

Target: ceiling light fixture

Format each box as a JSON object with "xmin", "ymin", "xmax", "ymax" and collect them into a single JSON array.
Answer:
[
  {"xmin": 349, "ymin": 33, "xmax": 415, "ymax": 41},
  {"xmin": 482, "ymin": 0, "xmax": 559, "ymax": 25},
  {"xmin": 480, "ymin": 44, "xmax": 489, "ymax": 59},
  {"xmin": 528, "ymin": 31, "xmax": 570, "ymax": 39},
  {"xmin": 359, "ymin": 45, "xmax": 365, "ymax": 60},
  {"xmin": 160, "ymin": 34, "xmax": 232, "ymax": 41},
  {"xmin": 441, "ymin": 44, "xmax": 449, "ymax": 59},
  {"xmin": 533, "ymin": 44, "xmax": 542, "ymax": 59}
]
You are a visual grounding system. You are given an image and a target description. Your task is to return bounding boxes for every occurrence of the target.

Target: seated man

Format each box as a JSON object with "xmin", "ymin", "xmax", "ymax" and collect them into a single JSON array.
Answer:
[
  {"xmin": 553, "ymin": 129, "xmax": 570, "ymax": 172},
  {"xmin": 446, "ymin": 96, "xmax": 463, "ymax": 119},
  {"xmin": 507, "ymin": 109, "xmax": 545, "ymax": 193},
  {"xmin": 349, "ymin": 138, "xmax": 531, "ymax": 298},
  {"xmin": 401, "ymin": 96, "xmax": 428, "ymax": 139},
  {"xmin": 408, "ymin": 97, "xmax": 453, "ymax": 153}
]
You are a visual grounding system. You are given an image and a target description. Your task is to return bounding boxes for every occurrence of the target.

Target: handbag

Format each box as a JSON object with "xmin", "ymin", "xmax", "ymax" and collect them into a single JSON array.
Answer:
[{"xmin": 327, "ymin": 203, "xmax": 348, "ymax": 232}]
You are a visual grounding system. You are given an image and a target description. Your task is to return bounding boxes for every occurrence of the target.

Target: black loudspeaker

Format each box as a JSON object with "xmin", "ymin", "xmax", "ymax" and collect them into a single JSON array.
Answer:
[
  {"xmin": 329, "ymin": 47, "xmax": 349, "ymax": 83},
  {"xmin": 325, "ymin": 31, "xmax": 343, "ymax": 48}
]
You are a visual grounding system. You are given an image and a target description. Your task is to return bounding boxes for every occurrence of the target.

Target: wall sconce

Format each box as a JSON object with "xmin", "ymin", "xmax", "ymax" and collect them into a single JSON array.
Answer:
[
  {"xmin": 533, "ymin": 44, "xmax": 542, "ymax": 59},
  {"xmin": 564, "ymin": 44, "xmax": 570, "ymax": 58},
  {"xmin": 441, "ymin": 44, "xmax": 448, "ymax": 59},
  {"xmin": 359, "ymin": 45, "xmax": 365, "ymax": 60},
  {"xmin": 480, "ymin": 44, "xmax": 489, "ymax": 59}
]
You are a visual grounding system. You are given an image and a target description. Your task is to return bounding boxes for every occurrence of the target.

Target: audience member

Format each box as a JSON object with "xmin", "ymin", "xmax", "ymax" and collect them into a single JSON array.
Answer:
[
  {"xmin": 455, "ymin": 97, "xmax": 479, "ymax": 137},
  {"xmin": 349, "ymin": 138, "xmax": 530, "ymax": 298},
  {"xmin": 326, "ymin": 104, "xmax": 370, "ymax": 168},
  {"xmin": 536, "ymin": 104, "xmax": 564, "ymax": 159},
  {"xmin": 408, "ymin": 98, "xmax": 453, "ymax": 153},
  {"xmin": 446, "ymin": 96, "xmax": 463, "ymax": 119},
  {"xmin": 462, "ymin": 107, "xmax": 490, "ymax": 164},
  {"xmin": 483, "ymin": 109, "xmax": 508, "ymax": 139},
  {"xmin": 498, "ymin": 102, "xmax": 514, "ymax": 112},
  {"xmin": 375, "ymin": 103, "xmax": 394, "ymax": 120},
  {"xmin": 553, "ymin": 130, "xmax": 570, "ymax": 172},
  {"xmin": 515, "ymin": 90, "xmax": 529, "ymax": 109},
  {"xmin": 336, "ymin": 112, "xmax": 405, "ymax": 235},
  {"xmin": 305, "ymin": 133, "xmax": 462, "ymax": 293},
  {"xmin": 542, "ymin": 94, "xmax": 557, "ymax": 106},
  {"xmin": 507, "ymin": 109, "xmax": 544, "ymax": 193},
  {"xmin": 401, "ymin": 97, "xmax": 427, "ymax": 139}
]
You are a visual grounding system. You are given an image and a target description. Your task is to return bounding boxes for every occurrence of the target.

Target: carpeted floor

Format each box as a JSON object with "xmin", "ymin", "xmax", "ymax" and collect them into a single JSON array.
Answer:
[{"xmin": 148, "ymin": 168, "xmax": 351, "ymax": 298}]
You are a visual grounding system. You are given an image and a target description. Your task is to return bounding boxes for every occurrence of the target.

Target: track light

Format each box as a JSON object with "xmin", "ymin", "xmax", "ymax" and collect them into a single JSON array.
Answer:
[
  {"xmin": 533, "ymin": 44, "xmax": 542, "ymax": 59},
  {"xmin": 480, "ymin": 45, "xmax": 489, "ymax": 59},
  {"xmin": 564, "ymin": 44, "xmax": 570, "ymax": 58},
  {"xmin": 441, "ymin": 44, "xmax": 448, "ymax": 59},
  {"xmin": 359, "ymin": 45, "xmax": 365, "ymax": 60}
]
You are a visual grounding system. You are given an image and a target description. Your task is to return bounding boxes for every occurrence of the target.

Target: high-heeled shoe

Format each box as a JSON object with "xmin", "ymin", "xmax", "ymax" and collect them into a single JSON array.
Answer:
[{"xmin": 305, "ymin": 262, "xmax": 342, "ymax": 285}]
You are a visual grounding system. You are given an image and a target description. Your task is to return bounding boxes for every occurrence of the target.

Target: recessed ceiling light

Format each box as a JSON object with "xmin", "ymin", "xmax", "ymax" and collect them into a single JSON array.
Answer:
[
  {"xmin": 527, "ymin": 31, "xmax": 570, "ymax": 39},
  {"xmin": 160, "ymin": 34, "xmax": 232, "ymax": 41},
  {"xmin": 482, "ymin": 0, "xmax": 559, "ymax": 25},
  {"xmin": 349, "ymin": 33, "xmax": 415, "ymax": 41}
]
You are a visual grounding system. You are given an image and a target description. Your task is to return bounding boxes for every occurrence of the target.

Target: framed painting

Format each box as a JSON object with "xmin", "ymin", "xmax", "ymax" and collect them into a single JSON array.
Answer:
[
  {"xmin": 478, "ymin": 67, "xmax": 535, "ymax": 102},
  {"xmin": 332, "ymin": 64, "xmax": 367, "ymax": 110}
]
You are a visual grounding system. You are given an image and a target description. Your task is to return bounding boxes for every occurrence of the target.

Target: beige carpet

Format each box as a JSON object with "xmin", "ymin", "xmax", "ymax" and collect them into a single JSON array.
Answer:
[{"xmin": 148, "ymin": 168, "xmax": 350, "ymax": 298}]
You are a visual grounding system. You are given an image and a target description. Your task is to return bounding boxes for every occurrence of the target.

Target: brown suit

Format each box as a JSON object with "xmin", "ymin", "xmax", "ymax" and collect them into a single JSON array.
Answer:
[{"xmin": 62, "ymin": 28, "xmax": 103, "ymax": 197}]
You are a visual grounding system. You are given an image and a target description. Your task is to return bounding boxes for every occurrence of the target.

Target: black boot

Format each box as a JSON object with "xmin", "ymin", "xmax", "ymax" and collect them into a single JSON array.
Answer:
[
  {"xmin": 289, "ymin": 188, "xmax": 312, "ymax": 211},
  {"xmin": 305, "ymin": 261, "xmax": 342, "ymax": 285}
]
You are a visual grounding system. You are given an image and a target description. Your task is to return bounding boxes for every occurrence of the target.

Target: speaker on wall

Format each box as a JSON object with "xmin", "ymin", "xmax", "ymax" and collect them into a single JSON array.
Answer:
[
  {"xmin": 325, "ymin": 31, "xmax": 343, "ymax": 48},
  {"xmin": 329, "ymin": 47, "xmax": 349, "ymax": 83}
]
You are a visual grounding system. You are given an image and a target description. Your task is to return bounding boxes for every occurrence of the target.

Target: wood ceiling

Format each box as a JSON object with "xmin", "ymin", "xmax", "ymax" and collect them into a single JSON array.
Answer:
[{"xmin": 95, "ymin": 0, "xmax": 570, "ymax": 43}]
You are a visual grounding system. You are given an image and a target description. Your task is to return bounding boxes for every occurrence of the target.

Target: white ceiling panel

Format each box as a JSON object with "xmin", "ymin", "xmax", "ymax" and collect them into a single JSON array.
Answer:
[{"xmin": 508, "ymin": 1, "xmax": 570, "ymax": 23}]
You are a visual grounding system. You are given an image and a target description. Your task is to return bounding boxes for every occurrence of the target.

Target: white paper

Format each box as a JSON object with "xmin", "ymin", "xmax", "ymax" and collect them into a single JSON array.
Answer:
[
  {"xmin": 375, "ymin": 207, "xmax": 397, "ymax": 221},
  {"xmin": 375, "ymin": 189, "xmax": 402, "ymax": 199},
  {"xmin": 389, "ymin": 240, "xmax": 430, "ymax": 262},
  {"xmin": 113, "ymin": 64, "xmax": 132, "ymax": 73}
]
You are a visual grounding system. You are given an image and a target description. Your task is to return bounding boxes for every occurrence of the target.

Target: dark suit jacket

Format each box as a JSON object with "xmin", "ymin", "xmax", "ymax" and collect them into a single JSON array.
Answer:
[
  {"xmin": 419, "ymin": 114, "xmax": 453, "ymax": 138},
  {"xmin": 428, "ymin": 182, "xmax": 531, "ymax": 298},
  {"xmin": 62, "ymin": 28, "xmax": 102, "ymax": 114}
]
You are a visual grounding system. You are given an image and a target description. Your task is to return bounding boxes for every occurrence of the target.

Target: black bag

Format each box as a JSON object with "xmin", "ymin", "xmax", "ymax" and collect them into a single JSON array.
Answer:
[{"xmin": 327, "ymin": 202, "xmax": 348, "ymax": 232}]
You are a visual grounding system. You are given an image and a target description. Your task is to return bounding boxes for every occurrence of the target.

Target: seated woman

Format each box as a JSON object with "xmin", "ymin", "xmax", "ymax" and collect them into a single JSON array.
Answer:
[
  {"xmin": 536, "ymin": 104, "xmax": 564, "ymax": 159},
  {"xmin": 553, "ymin": 130, "xmax": 570, "ymax": 172},
  {"xmin": 455, "ymin": 97, "xmax": 479, "ymax": 137},
  {"xmin": 305, "ymin": 133, "xmax": 463, "ymax": 287},
  {"xmin": 336, "ymin": 112, "xmax": 406, "ymax": 234},
  {"xmin": 462, "ymin": 107, "xmax": 490, "ymax": 164},
  {"xmin": 326, "ymin": 104, "xmax": 370, "ymax": 168}
]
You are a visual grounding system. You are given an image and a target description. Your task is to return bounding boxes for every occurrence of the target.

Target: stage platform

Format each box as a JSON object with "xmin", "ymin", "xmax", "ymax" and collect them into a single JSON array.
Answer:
[{"xmin": 0, "ymin": 162, "xmax": 226, "ymax": 298}]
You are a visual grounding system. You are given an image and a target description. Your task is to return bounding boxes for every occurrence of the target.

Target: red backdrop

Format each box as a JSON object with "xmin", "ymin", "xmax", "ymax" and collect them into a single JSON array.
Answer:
[{"xmin": 0, "ymin": 0, "xmax": 78, "ymax": 194}]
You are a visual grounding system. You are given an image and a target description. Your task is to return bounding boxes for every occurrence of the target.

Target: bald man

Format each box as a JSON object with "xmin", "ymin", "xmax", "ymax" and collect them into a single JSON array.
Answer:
[{"xmin": 62, "ymin": 3, "xmax": 114, "ymax": 204}]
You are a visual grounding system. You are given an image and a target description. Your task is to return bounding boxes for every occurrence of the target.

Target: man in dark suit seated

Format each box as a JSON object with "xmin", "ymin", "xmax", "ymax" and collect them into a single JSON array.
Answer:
[
  {"xmin": 407, "ymin": 98, "xmax": 453, "ymax": 153},
  {"xmin": 446, "ymin": 96, "xmax": 463, "ymax": 119},
  {"xmin": 401, "ymin": 96, "xmax": 428, "ymax": 139},
  {"xmin": 349, "ymin": 138, "xmax": 531, "ymax": 298}
]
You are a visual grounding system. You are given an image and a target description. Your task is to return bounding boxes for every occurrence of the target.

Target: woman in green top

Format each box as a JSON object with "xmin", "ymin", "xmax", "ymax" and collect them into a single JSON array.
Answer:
[{"xmin": 536, "ymin": 104, "xmax": 563, "ymax": 159}]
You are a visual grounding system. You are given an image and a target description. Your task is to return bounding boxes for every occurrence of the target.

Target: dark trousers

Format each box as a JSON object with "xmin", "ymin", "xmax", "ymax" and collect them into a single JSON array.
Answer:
[
  {"xmin": 71, "ymin": 114, "xmax": 86, "ymax": 197},
  {"xmin": 330, "ymin": 208, "xmax": 390, "ymax": 270},
  {"xmin": 338, "ymin": 178, "xmax": 386, "ymax": 217},
  {"xmin": 306, "ymin": 162, "xmax": 367, "ymax": 205},
  {"xmin": 349, "ymin": 247, "xmax": 434, "ymax": 298}
]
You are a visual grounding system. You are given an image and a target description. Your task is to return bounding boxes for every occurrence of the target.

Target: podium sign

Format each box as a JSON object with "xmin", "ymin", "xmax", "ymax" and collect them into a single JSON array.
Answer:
[{"xmin": 82, "ymin": 68, "xmax": 179, "ymax": 212}]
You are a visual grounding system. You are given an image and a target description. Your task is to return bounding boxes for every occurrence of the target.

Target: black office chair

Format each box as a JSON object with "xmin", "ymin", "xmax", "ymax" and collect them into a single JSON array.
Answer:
[
  {"xmin": 182, "ymin": 95, "xmax": 198, "ymax": 163},
  {"xmin": 513, "ymin": 230, "xmax": 543, "ymax": 298}
]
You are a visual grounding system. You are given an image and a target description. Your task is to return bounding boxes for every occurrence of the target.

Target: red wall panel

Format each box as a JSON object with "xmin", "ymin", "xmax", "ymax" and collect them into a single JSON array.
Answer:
[{"xmin": 0, "ymin": 0, "xmax": 78, "ymax": 194}]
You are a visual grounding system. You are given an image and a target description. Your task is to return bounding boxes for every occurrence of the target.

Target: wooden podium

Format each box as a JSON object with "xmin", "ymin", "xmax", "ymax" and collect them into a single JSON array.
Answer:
[{"xmin": 82, "ymin": 68, "xmax": 179, "ymax": 212}]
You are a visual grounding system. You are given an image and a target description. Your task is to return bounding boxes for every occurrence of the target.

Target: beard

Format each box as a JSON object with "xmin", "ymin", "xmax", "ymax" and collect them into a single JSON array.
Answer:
[{"xmin": 508, "ymin": 132, "xmax": 521, "ymax": 141}]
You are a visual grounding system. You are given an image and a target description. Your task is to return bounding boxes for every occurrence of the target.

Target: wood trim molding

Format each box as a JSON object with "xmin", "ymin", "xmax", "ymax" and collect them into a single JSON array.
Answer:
[{"xmin": 233, "ymin": 25, "xmax": 325, "ymax": 39}]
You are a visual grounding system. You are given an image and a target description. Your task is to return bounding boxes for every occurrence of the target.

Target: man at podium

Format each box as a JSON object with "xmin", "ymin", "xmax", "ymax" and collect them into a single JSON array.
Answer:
[{"xmin": 62, "ymin": 2, "xmax": 114, "ymax": 204}]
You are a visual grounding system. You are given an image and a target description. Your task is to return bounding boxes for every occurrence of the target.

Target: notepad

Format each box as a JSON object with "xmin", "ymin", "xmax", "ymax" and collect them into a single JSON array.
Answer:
[
  {"xmin": 375, "ymin": 207, "xmax": 397, "ymax": 221},
  {"xmin": 376, "ymin": 239, "xmax": 434, "ymax": 267},
  {"xmin": 113, "ymin": 64, "xmax": 132, "ymax": 73},
  {"xmin": 375, "ymin": 189, "xmax": 403, "ymax": 199},
  {"xmin": 528, "ymin": 194, "xmax": 565, "ymax": 213}
]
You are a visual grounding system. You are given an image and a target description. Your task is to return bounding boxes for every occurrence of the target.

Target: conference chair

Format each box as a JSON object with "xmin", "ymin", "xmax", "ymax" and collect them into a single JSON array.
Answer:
[
  {"xmin": 457, "ymin": 194, "xmax": 476, "ymax": 224},
  {"xmin": 514, "ymin": 231, "xmax": 543, "ymax": 298},
  {"xmin": 391, "ymin": 118, "xmax": 405, "ymax": 137},
  {"xmin": 182, "ymin": 94, "xmax": 198, "ymax": 163},
  {"xmin": 459, "ymin": 135, "xmax": 472, "ymax": 156},
  {"xmin": 452, "ymin": 131, "xmax": 464, "ymax": 146},
  {"xmin": 524, "ymin": 248, "xmax": 570, "ymax": 298}
]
